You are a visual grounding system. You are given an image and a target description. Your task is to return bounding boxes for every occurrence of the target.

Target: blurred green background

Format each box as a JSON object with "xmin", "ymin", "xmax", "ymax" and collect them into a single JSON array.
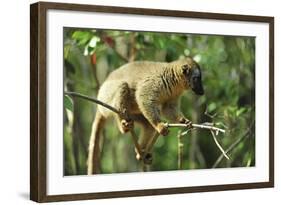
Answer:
[{"xmin": 63, "ymin": 28, "xmax": 255, "ymax": 176}]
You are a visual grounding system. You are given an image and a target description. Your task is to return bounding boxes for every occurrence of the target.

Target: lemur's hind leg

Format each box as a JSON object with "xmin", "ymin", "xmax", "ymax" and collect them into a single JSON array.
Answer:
[{"xmin": 112, "ymin": 82, "xmax": 134, "ymax": 133}]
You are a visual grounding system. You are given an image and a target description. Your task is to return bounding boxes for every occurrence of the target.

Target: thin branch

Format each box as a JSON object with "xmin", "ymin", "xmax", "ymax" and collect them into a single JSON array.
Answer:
[
  {"xmin": 91, "ymin": 63, "xmax": 100, "ymax": 89},
  {"xmin": 65, "ymin": 91, "xmax": 145, "ymax": 169},
  {"xmin": 210, "ymin": 130, "xmax": 229, "ymax": 160},
  {"xmin": 204, "ymin": 107, "xmax": 218, "ymax": 119},
  {"xmin": 173, "ymin": 122, "xmax": 229, "ymax": 164},
  {"xmin": 112, "ymin": 48, "xmax": 129, "ymax": 62},
  {"xmin": 102, "ymin": 40, "xmax": 129, "ymax": 62},
  {"xmin": 177, "ymin": 130, "xmax": 184, "ymax": 170},
  {"xmin": 65, "ymin": 91, "xmax": 123, "ymax": 117},
  {"xmin": 212, "ymin": 122, "xmax": 254, "ymax": 168},
  {"xmin": 142, "ymin": 163, "xmax": 150, "ymax": 172},
  {"xmin": 145, "ymin": 132, "xmax": 160, "ymax": 153},
  {"xmin": 65, "ymin": 91, "xmax": 229, "ymax": 171},
  {"xmin": 181, "ymin": 128, "xmax": 195, "ymax": 136},
  {"xmin": 65, "ymin": 92, "xmax": 226, "ymax": 137},
  {"xmin": 129, "ymin": 33, "xmax": 137, "ymax": 62},
  {"xmin": 129, "ymin": 129, "xmax": 143, "ymax": 161},
  {"xmin": 166, "ymin": 123, "xmax": 225, "ymax": 134}
]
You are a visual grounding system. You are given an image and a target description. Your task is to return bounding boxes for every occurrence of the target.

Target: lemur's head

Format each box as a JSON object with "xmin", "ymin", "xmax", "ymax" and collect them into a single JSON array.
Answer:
[{"xmin": 182, "ymin": 57, "xmax": 204, "ymax": 95}]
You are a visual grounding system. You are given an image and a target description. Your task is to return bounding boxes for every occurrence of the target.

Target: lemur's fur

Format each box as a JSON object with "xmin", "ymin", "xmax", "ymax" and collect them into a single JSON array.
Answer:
[{"xmin": 87, "ymin": 57, "xmax": 204, "ymax": 174}]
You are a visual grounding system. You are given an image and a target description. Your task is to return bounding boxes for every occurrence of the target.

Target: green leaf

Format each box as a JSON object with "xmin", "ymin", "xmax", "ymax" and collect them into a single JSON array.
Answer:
[
  {"xmin": 207, "ymin": 102, "xmax": 217, "ymax": 113},
  {"xmin": 236, "ymin": 107, "xmax": 246, "ymax": 117},
  {"xmin": 64, "ymin": 95, "xmax": 73, "ymax": 112},
  {"xmin": 88, "ymin": 36, "xmax": 100, "ymax": 48},
  {"xmin": 72, "ymin": 31, "xmax": 92, "ymax": 46}
]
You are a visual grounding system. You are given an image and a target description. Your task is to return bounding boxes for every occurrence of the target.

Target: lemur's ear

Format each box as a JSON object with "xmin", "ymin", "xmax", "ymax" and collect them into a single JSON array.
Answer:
[{"xmin": 182, "ymin": 64, "xmax": 190, "ymax": 75}]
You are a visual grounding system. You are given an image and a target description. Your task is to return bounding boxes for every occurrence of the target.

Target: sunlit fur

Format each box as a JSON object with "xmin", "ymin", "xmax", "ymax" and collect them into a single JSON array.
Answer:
[{"xmin": 87, "ymin": 57, "xmax": 203, "ymax": 174}]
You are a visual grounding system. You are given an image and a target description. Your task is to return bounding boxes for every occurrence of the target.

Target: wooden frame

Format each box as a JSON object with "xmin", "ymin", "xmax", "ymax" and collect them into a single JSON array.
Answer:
[{"xmin": 30, "ymin": 1, "xmax": 274, "ymax": 202}]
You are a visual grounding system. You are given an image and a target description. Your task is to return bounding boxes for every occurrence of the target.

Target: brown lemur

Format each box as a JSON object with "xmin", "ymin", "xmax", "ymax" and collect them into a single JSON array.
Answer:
[{"xmin": 87, "ymin": 57, "xmax": 204, "ymax": 174}]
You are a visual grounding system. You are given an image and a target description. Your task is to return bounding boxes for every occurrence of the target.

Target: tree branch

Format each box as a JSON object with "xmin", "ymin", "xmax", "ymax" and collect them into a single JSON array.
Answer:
[
  {"xmin": 65, "ymin": 91, "xmax": 123, "ymax": 117},
  {"xmin": 165, "ymin": 122, "xmax": 228, "ymax": 162},
  {"xmin": 165, "ymin": 123, "xmax": 225, "ymax": 134},
  {"xmin": 112, "ymin": 48, "xmax": 129, "ymax": 62},
  {"xmin": 129, "ymin": 128, "xmax": 143, "ymax": 163},
  {"xmin": 65, "ymin": 91, "xmax": 228, "ymax": 170},
  {"xmin": 210, "ymin": 130, "xmax": 229, "ymax": 160},
  {"xmin": 65, "ymin": 91, "xmax": 144, "ymax": 167},
  {"xmin": 212, "ymin": 121, "xmax": 254, "ymax": 168},
  {"xmin": 91, "ymin": 63, "xmax": 100, "ymax": 89},
  {"xmin": 177, "ymin": 130, "xmax": 184, "ymax": 170}
]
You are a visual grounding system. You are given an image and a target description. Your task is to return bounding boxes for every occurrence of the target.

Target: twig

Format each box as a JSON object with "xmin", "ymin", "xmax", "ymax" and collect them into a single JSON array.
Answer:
[
  {"xmin": 204, "ymin": 107, "xmax": 217, "ymax": 119},
  {"xmin": 210, "ymin": 130, "xmax": 229, "ymax": 160},
  {"xmin": 130, "ymin": 129, "xmax": 143, "ymax": 161},
  {"xmin": 91, "ymin": 64, "xmax": 100, "ymax": 89},
  {"xmin": 129, "ymin": 33, "xmax": 136, "ymax": 62},
  {"xmin": 166, "ymin": 123, "xmax": 225, "ymax": 134},
  {"xmin": 112, "ymin": 48, "xmax": 129, "ymax": 62},
  {"xmin": 102, "ymin": 39, "xmax": 129, "ymax": 62},
  {"xmin": 177, "ymin": 130, "xmax": 184, "ymax": 170},
  {"xmin": 181, "ymin": 128, "xmax": 195, "ymax": 136},
  {"xmin": 65, "ymin": 91, "xmax": 145, "ymax": 169},
  {"xmin": 173, "ymin": 122, "xmax": 229, "ymax": 165},
  {"xmin": 65, "ymin": 91, "xmax": 123, "ymax": 117},
  {"xmin": 145, "ymin": 132, "xmax": 160, "ymax": 153},
  {"xmin": 212, "ymin": 122, "xmax": 254, "ymax": 168},
  {"xmin": 142, "ymin": 163, "xmax": 150, "ymax": 172},
  {"xmin": 65, "ymin": 91, "xmax": 229, "ymax": 171}
]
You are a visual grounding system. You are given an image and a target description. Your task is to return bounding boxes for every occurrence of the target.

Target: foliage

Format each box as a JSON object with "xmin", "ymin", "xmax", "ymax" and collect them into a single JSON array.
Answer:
[{"xmin": 63, "ymin": 28, "xmax": 255, "ymax": 175}]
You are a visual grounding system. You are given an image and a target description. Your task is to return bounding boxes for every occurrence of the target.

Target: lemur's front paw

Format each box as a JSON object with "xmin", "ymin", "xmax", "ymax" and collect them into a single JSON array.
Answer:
[
  {"xmin": 179, "ymin": 117, "xmax": 192, "ymax": 129},
  {"xmin": 121, "ymin": 119, "xmax": 134, "ymax": 133},
  {"xmin": 156, "ymin": 122, "xmax": 169, "ymax": 136}
]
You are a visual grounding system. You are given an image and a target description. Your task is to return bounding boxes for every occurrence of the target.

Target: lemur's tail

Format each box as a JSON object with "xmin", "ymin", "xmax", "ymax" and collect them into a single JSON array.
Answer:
[{"xmin": 87, "ymin": 111, "xmax": 105, "ymax": 175}]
